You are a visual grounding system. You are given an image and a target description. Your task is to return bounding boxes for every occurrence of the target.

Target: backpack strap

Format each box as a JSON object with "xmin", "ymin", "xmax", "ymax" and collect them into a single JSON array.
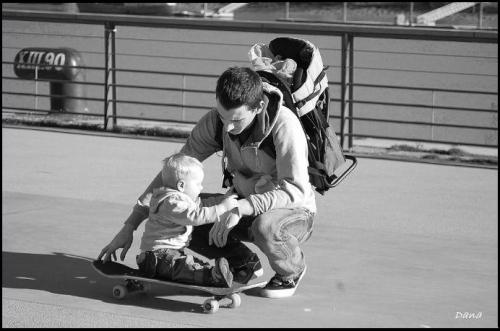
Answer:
[
  {"xmin": 214, "ymin": 111, "xmax": 223, "ymax": 149},
  {"xmin": 214, "ymin": 114, "xmax": 234, "ymax": 188},
  {"xmin": 294, "ymin": 68, "xmax": 327, "ymax": 110},
  {"xmin": 257, "ymin": 70, "xmax": 296, "ymax": 115}
]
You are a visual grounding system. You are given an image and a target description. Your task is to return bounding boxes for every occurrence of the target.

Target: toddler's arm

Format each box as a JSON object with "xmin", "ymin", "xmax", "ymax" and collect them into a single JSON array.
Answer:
[
  {"xmin": 201, "ymin": 187, "xmax": 238, "ymax": 207},
  {"xmin": 155, "ymin": 194, "xmax": 239, "ymax": 227}
]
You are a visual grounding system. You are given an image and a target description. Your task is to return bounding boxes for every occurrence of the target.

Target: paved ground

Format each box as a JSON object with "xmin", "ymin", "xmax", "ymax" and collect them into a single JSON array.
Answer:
[{"xmin": 2, "ymin": 126, "xmax": 498, "ymax": 328}]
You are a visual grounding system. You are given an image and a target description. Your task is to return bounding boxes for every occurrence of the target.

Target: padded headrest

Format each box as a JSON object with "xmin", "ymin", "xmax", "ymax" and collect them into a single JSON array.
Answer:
[{"xmin": 269, "ymin": 37, "xmax": 314, "ymax": 70}]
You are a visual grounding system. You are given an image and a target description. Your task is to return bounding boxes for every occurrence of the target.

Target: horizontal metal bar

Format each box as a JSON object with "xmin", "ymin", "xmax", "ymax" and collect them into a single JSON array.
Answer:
[
  {"xmin": 2, "ymin": 10, "xmax": 497, "ymax": 43},
  {"xmin": 2, "ymin": 61, "xmax": 105, "ymax": 71},
  {"xmin": 111, "ymin": 83, "xmax": 212, "ymax": 94},
  {"xmin": 2, "ymin": 107, "xmax": 50, "ymax": 114},
  {"xmin": 2, "ymin": 76, "xmax": 106, "ymax": 87},
  {"xmin": 353, "ymin": 65, "xmax": 497, "ymax": 77},
  {"xmin": 346, "ymin": 116, "xmax": 498, "ymax": 131},
  {"xmin": 1, "ymin": 46, "xmax": 107, "ymax": 57},
  {"xmin": 114, "ymin": 114, "xmax": 197, "ymax": 125},
  {"xmin": 3, "ymin": 73, "xmax": 494, "ymax": 98},
  {"xmin": 350, "ymin": 83, "xmax": 497, "ymax": 95},
  {"xmin": 3, "ymin": 91, "xmax": 104, "ymax": 102},
  {"xmin": 354, "ymin": 99, "xmax": 498, "ymax": 113},
  {"xmin": 114, "ymin": 99, "xmax": 212, "ymax": 110},
  {"xmin": 1, "ymin": 30, "xmax": 103, "ymax": 39},
  {"xmin": 348, "ymin": 133, "xmax": 497, "ymax": 148},
  {"xmin": 4, "ymin": 91, "xmax": 495, "ymax": 115},
  {"xmin": 329, "ymin": 98, "xmax": 498, "ymax": 114},
  {"xmin": 114, "ymin": 36, "xmax": 250, "ymax": 47},
  {"xmin": 4, "ymin": 94, "xmax": 494, "ymax": 116},
  {"xmin": 113, "ymin": 52, "xmax": 250, "ymax": 63},
  {"xmin": 353, "ymin": 48, "xmax": 498, "ymax": 60},
  {"xmin": 112, "ymin": 67, "xmax": 218, "ymax": 78},
  {"xmin": 4, "ymin": 30, "xmax": 497, "ymax": 60},
  {"xmin": 2, "ymin": 106, "xmax": 103, "ymax": 118}
]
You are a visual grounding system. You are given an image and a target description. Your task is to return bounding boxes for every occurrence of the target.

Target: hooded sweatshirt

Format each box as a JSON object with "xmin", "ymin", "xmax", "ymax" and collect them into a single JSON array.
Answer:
[
  {"xmin": 140, "ymin": 187, "xmax": 229, "ymax": 251},
  {"xmin": 127, "ymin": 82, "xmax": 316, "ymax": 230}
]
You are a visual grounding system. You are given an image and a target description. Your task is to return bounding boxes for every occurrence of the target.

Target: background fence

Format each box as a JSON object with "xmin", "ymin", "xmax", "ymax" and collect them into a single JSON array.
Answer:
[{"xmin": 2, "ymin": 10, "xmax": 498, "ymax": 151}]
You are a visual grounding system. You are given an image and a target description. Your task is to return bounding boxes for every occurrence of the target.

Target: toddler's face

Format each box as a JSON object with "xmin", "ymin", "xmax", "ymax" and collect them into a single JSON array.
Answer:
[{"xmin": 182, "ymin": 167, "xmax": 204, "ymax": 201}]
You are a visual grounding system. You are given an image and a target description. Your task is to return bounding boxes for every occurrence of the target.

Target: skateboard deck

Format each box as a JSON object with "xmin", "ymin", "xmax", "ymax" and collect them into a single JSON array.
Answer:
[{"xmin": 92, "ymin": 260, "xmax": 266, "ymax": 313}]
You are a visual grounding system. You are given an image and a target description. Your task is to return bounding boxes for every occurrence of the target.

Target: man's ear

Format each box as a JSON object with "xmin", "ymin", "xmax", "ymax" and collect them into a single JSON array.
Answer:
[
  {"xmin": 176, "ymin": 180, "xmax": 185, "ymax": 192},
  {"xmin": 254, "ymin": 100, "xmax": 265, "ymax": 115}
]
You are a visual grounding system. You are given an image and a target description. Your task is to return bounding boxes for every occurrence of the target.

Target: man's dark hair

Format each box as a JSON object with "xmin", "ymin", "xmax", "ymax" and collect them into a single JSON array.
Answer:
[{"xmin": 216, "ymin": 67, "xmax": 263, "ymax": 110}]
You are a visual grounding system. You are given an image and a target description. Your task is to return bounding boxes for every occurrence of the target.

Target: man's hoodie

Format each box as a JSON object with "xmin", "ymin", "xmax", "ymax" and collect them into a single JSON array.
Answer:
[
  {"xmin": 180, "ymin": 82, "xmax": 316, "ymax": 215},
  {"xmin": 128, "ymin": 82, "xmax": 316, "ymax": 230}
]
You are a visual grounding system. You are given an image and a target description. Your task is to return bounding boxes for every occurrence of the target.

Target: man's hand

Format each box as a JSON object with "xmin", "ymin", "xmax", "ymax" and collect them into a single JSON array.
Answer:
[
  {"xmin": 97, "ymin": 224, "xmax": 134, "ymax": 262},
  {"xmin": 209, "ymin": 209, "xmax": 241, "ymax": 247}
]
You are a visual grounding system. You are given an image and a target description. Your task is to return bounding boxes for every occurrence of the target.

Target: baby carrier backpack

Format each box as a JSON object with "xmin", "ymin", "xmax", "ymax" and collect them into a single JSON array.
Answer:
[{"xmin": 217, "ymin": 37, "xmax": 357, "ymax": 195}]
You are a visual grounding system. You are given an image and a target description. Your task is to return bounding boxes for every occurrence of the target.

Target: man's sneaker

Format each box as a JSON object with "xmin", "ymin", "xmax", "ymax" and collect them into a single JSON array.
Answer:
[
  {"xmin": 210, "ymin": 257, "xmax": 234, "ymax": 288},
  {"xmin": 260, "ymin": 266, "xmax": 307, "ymax": 298},
  {"xmin": 136, "ymin": 251, "xmax": 157, "ymax": 278},
  {"xmin": 231, "ymin": 254, "xmax": 264, "ymax": 284}
]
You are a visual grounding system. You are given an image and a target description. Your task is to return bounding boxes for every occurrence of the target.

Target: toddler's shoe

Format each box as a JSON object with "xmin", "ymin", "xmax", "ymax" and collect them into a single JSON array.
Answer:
[
  {"xmin": 136, "ymin": 251, "xmax": 157, "ymax": 278},
  {"xmin": 210, "ymin": 257, "xmax": 234, "ymax": 288},
  {"xmin": 231, "ymin": 253, "xmax": 264, "ymax": 284}
]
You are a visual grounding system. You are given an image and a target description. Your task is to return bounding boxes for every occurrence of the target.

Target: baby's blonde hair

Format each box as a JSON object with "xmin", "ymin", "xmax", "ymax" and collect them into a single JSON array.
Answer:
[{"xmin": 161, "ymin": 153, "xmax": 203, "ymax": 188}]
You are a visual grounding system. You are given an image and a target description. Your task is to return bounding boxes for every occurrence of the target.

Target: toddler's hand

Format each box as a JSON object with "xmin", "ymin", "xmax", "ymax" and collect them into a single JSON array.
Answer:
[{"xmin": 218, "ymin": 195, "xmax": 239, "ymax": 214}]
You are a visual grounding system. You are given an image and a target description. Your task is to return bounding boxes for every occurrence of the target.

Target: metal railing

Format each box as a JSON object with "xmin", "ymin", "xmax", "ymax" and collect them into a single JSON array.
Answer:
[{"xmin": 2, "ymin": 9, "xmax": 498, "ymax": 151}]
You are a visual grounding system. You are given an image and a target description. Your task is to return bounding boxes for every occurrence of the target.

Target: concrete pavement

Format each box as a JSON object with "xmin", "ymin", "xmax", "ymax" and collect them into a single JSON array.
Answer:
[{"xmin": 2, "ymin": 126, "xmax": 498, "ymax": 327}]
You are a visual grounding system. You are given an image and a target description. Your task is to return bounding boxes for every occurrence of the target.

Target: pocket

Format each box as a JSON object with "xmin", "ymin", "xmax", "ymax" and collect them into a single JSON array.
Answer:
[
  {"xmin": 299, "ymin": 211, "xmax": 315, "ymax": 243},
  {"xmin": 279, "ymin": 209, "xmax": 314, "ymax": 243}
]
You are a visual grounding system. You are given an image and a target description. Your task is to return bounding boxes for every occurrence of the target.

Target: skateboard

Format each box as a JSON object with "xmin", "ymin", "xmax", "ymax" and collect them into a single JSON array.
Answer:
[{"xmin": 92, "ymin": 260, "xmax": 267, "ymax": 313}]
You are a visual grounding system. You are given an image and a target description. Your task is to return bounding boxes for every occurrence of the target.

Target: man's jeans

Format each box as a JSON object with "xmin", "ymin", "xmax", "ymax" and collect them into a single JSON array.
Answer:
[{"xmin": 188, "ymin": 206, "xmax": 314, "ymax": 280}]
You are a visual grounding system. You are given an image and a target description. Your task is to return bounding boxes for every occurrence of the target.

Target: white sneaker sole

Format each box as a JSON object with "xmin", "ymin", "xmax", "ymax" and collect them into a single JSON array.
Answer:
[
  {"xmin": 253, "ymin": 268, "xmax": 264, "ymax": 278},
  {"xmin": 260, "ymin": 265, "xmax": 307, "ymax": 299}
]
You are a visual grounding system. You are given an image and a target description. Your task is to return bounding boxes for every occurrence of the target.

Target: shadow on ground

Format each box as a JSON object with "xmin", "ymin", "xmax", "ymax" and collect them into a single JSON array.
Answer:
[{"xmin": 1, "ymin": 251, "xmax": 231, "ymax": 314}]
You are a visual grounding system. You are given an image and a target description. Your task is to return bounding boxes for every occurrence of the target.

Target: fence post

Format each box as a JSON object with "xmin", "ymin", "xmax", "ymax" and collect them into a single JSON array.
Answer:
[
  {"xmin": 340, "ymin": 33, "xmax": 354, "ymax": 151},
  {"xmin": 431, "ymin": 90, "xmax": 436, "ymax": 141},
  {"xmin": 182, "ymin": 74, "xmax": 186, "ymax": 121},
  {"xmin": 104, "ymin": 22, "xmax": 117, "ymax": 131},
  {"xmin": 478, "ymin": 2, "xmax": 483, "ymax": 29},
  {"xmin": 347, "ymin": 34, "xmax": 354, "ymax": 151},
  {"xmin": 34, "ymin": 65, "xmax": 39, "ymax": 112},
  {"xmin": 409, "ymin": 2, "xmax": 414, "ymax": 26},
  {"xmin": 340, "ymin": 34, "xmax": 347, "ymax": 149}
]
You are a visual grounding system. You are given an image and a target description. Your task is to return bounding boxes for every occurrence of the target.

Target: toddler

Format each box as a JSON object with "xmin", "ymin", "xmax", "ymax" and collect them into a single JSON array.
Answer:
[{"xmin": 136, "ymin": 153, "xmax": 239, "ymax": 287}]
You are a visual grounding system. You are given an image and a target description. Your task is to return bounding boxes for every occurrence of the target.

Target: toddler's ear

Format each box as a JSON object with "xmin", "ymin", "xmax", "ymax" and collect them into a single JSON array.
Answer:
[{"xmin": 176, "ymin": 180, "xmax": 185, "ymax": 192}]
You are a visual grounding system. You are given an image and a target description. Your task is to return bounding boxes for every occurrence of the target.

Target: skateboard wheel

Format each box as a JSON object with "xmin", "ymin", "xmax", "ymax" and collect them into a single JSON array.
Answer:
[
  {"xmin": 227, "ymin": 293, "xmax": 241, "ymax": 308},
  {"xmin": 112, "ymin": 285, "xmax": 127, "ymax": 299},
  {"xmin": 202, "ymin": 299, "xmax": 219, "ymax": 314}
]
